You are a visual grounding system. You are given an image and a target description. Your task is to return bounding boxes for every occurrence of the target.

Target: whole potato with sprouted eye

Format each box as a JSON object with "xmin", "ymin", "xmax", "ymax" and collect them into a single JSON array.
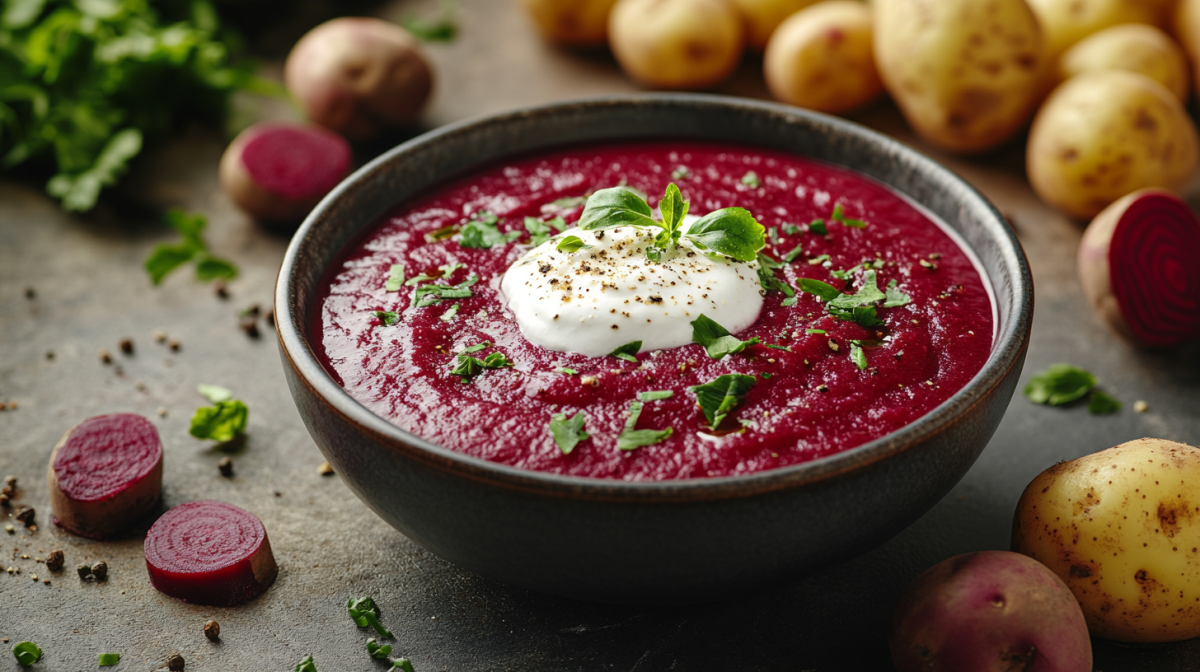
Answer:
[
  {"xmin": 764, "ymin": 1, "xmax": 881, "ymax": 114},
  {"xmin": 1027, "ymin": 0, "xmax": 1175, "ymax": 62},
  {"xmin": 873, "ymin": 0, "xmax": 1044, "ymax": 154},
  {"xmin": 1013, "ymin": 438, "xmax": 1200, "ymax": 642},
  {"xmin": 729, "ymin": 0, "xmax": 820, "ymax": 50},
  {"xmin": 608, "ymin": 0, "xmax": 745, "ymax": 90},
  {"xmin": 1059, "ymin": 24, "xmax": 1190, "ymax": 102},
  {"xmin": 515, "ymin": 0, "xmax": 619, "ymax": 46},
  {"xmin": 285, "ymin": 17, "xmax": 433, "ymax": 141},
  {"xmin": 1026, "ymin": 71, "xmax": 1199, "ymax": 220}
]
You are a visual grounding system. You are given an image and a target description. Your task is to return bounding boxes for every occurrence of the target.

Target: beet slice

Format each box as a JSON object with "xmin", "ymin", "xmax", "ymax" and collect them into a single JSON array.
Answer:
[
  {"xmin": 47, "ymin": 413, "xmax": 163, "ymax": 539},
  {"xmin": 144, "ymin": 500, "xmax": 278, "ymax": 606},
  {"xmin": 1079, "ymin": 189, "xmax": 1200, "ymax": 347},
  {"xmin": 218, "ymin": 121, "xmax": 352, "ymax": 223}
]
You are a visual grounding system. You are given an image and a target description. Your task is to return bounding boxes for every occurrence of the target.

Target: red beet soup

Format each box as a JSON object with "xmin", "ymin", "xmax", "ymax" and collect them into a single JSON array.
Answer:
[{"xmin": 313, "ymin": 141, "xmax": 994, "ymax": 481}]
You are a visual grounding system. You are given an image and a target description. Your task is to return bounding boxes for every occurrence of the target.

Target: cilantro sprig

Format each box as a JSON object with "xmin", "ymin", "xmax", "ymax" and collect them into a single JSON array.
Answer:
[
  {"xmin": 1024, "ymin": 364, "xmax": 1121, "ymax": 414},
  {"xmin": 799, "ymin": 270, "xmax": 900, "ymax": 329},
  {"xmin": 690, "ymin": 374, "xmax": 755, "ymax": 430},
  {"xmin": 691, "ymin": 314, "xmax": 759, "ymax": 359},
  {"xmin": 579, "ymin": 183, "xmax": 765, "ymax": 263}
]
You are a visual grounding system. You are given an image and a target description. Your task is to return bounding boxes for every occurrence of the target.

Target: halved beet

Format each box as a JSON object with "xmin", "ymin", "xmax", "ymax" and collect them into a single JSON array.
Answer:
[
  {"xmin": 144, "ymin": 500, "xmax": 278, "ymax": 606},
  {"xmin": 47, "ymin": 413, "xmax": 163, "ymax": 539},
  {"xmin": 1079, "ymin": 189, "xmax": 1200, "ymax": 347},
  {"xmin": 218, "ymin": 121, "xmax": 352, "ymax": 223}
]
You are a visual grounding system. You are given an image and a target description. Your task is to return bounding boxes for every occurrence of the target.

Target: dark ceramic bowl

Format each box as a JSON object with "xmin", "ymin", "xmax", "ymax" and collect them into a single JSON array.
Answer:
[{"xmin": 276, "ymin": 94, "xmax": 1033, "ymax": 605}]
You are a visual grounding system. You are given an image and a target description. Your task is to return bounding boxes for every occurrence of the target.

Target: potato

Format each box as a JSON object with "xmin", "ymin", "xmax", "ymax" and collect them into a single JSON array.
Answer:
[
  {"xmin": 872, "ymin": 0, "xmax": 1044, "ymax": 154},
  {"xmin": 515, "ymin": 0, "xmax": 619, "ymax": 46},
  {"xmin": 608, "ymin": 0, "xmax": 744, "ymax": 90},
  {"xmin": 1026, "ymin": 71, "xmax": 1199, "ymax": 220},
  {"xmin": 1059, "ymin": 24, "xmax": 1190, "ymax": 102},
  {"xmin": 1171, "ymin": 0, "xmax": 1200, "ymax": 94},
  {"xmin": 763, "ymin": 1, "xmax": 882, "ymax": 114},
  {"xmin": 1013, "ymin": 438, "xmax": 1200, "ymax": 642},
  {"xmin": 1026, "ymin": 0, "xmax": 1175, "ymax": 61},
  {"xmin": 729, "ymin": 0, "xmax": 819, "ymax": 50},
  {"xmin": 890, "ymin": 551, "xmax": 1092, "ymax": 672}
]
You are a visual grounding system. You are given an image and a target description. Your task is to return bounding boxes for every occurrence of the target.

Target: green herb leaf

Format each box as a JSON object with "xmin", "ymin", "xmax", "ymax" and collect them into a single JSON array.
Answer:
[
  {"xmin": 671, "ymin": 166, "xmax": 690, "ymax": 180},
  {"xmin": 831, "ymin": 203, "xmax": 868, "ymax": 228},
  {"xmin": 638, "ymin": 390, "xmax": 674, "ymax": 401},
  {"xmin": 691, "ymin": 314, "xmax": 760, "ymax": 359},
  {"xmin": 806, "ymin": 329, "xmax": 826, "ymax": 335},
  {"xmin": 884, "ymin": 279, "xmax": 912, "ymax": 307},
  {"xmin": 616, "ymin": 401, "xmax": 673, "ymax": 451},
  {"xmin": 144, "ymin": 244, "xmax": 197, "ymax": 285},
  {"xmin": 144, "ymin": 210, "xmax": 236, "ymax": 285},
  {"xmin": 46, "ymin": 128, "xmax": 142, "ymax": 212},
  {"xmin": 385, "ymin": 264, "xmax": 406, "ymax": 292},
  {"xmin": 367, "ymin": 639, "xmax": 393, "ymax": 659},
  {"xmin": 13, "ymin": 641, "xmax": 42, "ymax": 667},
  {"xmin": 556, "ymin": 235, "xmax": 592, "ymax": 253},
  {"xmin": 782, "ymin": 224, "xmax": 800, "ymax": 235},
  {"xmin": 1024, "ymin": 364, "xmax": 1098, "ymax": 406},
  {"xmin": 424, "ymin": 225, "xmax": 459, "ymax": 243},
  {"xmin": 462, "ymin": 342, "xmax": 491, "ymax": 353},
  {"xmin": 809, "ymin": 219, "xmax": 827, "ymax": 235},
  {"xmin": 659, "ymin": 182, "xmax": 688, "ymax": 235},
  {"xmin": 764, "ymin": 344, "xmax": 790, "ymax": 351},
  {"xmin": 782, "ymin": 243, "xmax": 805, "ymax": 263},
  {"xmin": 578, "ymin": 186, "xmax": 657, "ymax": 230},
  {"xmin": 189, "ymin": 400, "xmax": 248, "ymax": 443},
  {"xmin": 807, "ymin": 254, "xmax": 830, "ymax": 266},
  {"xmin": 547, "ymin": 196, "xmax": 587, "ymax": 210},
  {"xmin": 194, "ymin": 255, "xmax": 238, "ymax": 282},
  {"xmin": 689, "ymin": 374, "xmax": 756, "ymax": 430},
  {"xmin": 197, "ymin": 384, "xmax": 232, "ymax": 404},
  {"xmin": 549, "ymin": 411, "xmax": 589, "ymax": 454},
  {"xmin": 741, "ymin": 171, "xmax": 760, "ymax": 188},
  {"xmin": 555, "ymin": 367, "xmax": 577, "ymax": 375},
  {"xmin": 685, "ymin": 208, "xmax": 765, "ymax": 262},
  {"xmin": 373, "ymin": 310, "xmax": 401, "ymax": 326},
  {"xmin": 294, "ymin": 654, "xmax": 317, "ymax": 672},
  {"xmin": 799, "ymin": 278, "xmax": 840, "ymax": 302},
  {"xmin": 401, "ymin": 0, "xmax": 457, "ymax": 42},
  {"xmin": 609, "ymin": 341, "xmax": 642, "ymax": 362},
  {"xmin": 524, "ymin": 216, "xmax": 565, "ymax": 246},
  {"xmin": 482, "ymin": 352, "xmax": 512, "ymax": 368},
  {"xmin": 849, "ymin": 341, "xmax": 868, "ymax": 370},
  {"xmin": 439, "ymin": 303, "xmax": 460, "ymax": 322},
  {"xmin": 1088, "ymin": 389, "xmax": 1122, "ymax": 415},
  {"xmin": 450, "ymin": 350, "xmax": 512, "ymax": 380},
  {"xmin": 389, "ymin": 659, "xmax": 416, "ymax": 672},
  {"xmin": 413, "ymin": 275, "xmax": 477, "ymax": 307},
  {"xmin": 98, "ymin": 652, "xmax": 120, "ymax": 666},
  {"xmin": 347, "ymin": 597, "xmax": 393, "ymax": 638},
  {"xmin": 460, "ymin": 212, "xmax": 518, "ymax": 248}
]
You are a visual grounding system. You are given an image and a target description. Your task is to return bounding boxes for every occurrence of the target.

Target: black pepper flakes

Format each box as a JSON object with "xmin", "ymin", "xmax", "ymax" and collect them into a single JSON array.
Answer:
[
  {"xmin": 45, "ymin": 550, "xmax": 64, "ymax": 572},
  {"xmin": 119, "ymin": 338, "xmax": 134, "ymax": 355},
  {"xmin": 91, "ymin": 561, "xmax": 107, "ymax": 580},
  {"xmin": 204, "ymin": 620, "xmax": 220, "ymax": 642},
  {"xmin": 217, "ymin": 457, "xmax": 233, "ymax": 478},
  {"xmin": 168, "ymin": 339, "xmax": 182, "ymax": 352},
  {"xmin": 99, "ymin": 349, "xmax": 113, "ymax": 364}
]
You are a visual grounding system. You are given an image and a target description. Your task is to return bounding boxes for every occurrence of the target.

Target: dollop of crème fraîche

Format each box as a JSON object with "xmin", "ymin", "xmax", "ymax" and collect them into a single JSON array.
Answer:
[{"xmin": 500, "ymin": 217, "xmax": 764, "ymax": 356}]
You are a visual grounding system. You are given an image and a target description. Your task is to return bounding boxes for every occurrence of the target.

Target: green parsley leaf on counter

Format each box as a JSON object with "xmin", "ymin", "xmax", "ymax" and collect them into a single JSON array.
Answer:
[
  {"xmin": 609, "ymin": 341, "xmax": 642, "ymax": 363},
  {"xmin": 638, "ymin": 390, "xmax": 674, "ymax": 401},
  {"xmin": 690, "ymin": 374, "xmax": 756, "ymax": 430},
  {"xmin": 144, "ymin": 210, "xmax": 238, "ymax": 285},
  {"xmin": 189, "ymin": 400, "xmax": 248, "ymax": 443},
  {"xmin": 549, "ymin": 411, "xmax": 589, "ymax": 454},
  {"xmin": 617, "ymin": 401, "xmax": 673, "ymax": 451},
  {"xmin": 1088, "ymin": 389, "xmax": 1122, "ymax": 415},
  {"xmin": 373, "ymin": 310, "xmax": 400, "ymax": 326},
  {"xmin": 12, "ymin": 641, "xmax": 42, "ymax": 667},
  {"xmin": 1024, "ymin": 364, "xmax": 1098, "ymax": 406},
  {"xmin": 384, "ymin": 264, "xmax": 406, "ymax": 292},
  {"xmin": 389, "ymin": 659, "xmax": 416, "ymax": 672},
  {"xmin": 402, "ymin": 0, "xmax": 458, "ymax": 42},
  {"xmin": 98, "ymin": 653, "xmax": 120, "ymax": 666},
  {"xmin": 691, "ymin": 314, "xmax": 760, "ymax": 360},
  {"xmin": 294, "ymin": 654, "xmax": 318, "ymax": 672},
  {"xmin": 347, "ymin": 597, "xmax": 393, "ymax": 638},
  {"xmin": 367, "ymin": 639, "xmax": 392, "ymax": 659},
  {"xmin": 556, "ymin": 235, "xmax": 592, "ymax": 253}
]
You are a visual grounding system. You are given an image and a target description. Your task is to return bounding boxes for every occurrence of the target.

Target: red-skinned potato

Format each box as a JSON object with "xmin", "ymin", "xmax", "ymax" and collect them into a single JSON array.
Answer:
[
  {"xmin": 1078, "ymin": 189, "xmax": 1200, "ymax": 347},
  {"xmin": 516, "ymin": 0, "xmax": 619, "ymax": 46},
  {"xmin": 285, "ymin": 17, "xmax": 433, "ymax": 140},
  {"xmin": 219, "ymin": 121, "xmax": 353, "ymax": 224},
  {"xmin": 890, "ymin": 551, "xmax": 1092, "ymax": 672},
  {"xmin": 608, "ymin": 0, "xmax": 745, "ymax": 90}
]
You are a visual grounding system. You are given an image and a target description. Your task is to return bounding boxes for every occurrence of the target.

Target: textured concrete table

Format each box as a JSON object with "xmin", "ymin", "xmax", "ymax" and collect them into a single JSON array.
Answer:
[{"xmin": 2, "ymin": 2, "xmax": 1199, "ymax": 670}]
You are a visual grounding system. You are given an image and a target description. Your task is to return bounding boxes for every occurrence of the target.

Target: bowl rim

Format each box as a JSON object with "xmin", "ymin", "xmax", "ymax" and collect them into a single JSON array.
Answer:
[{"xmin": 275, "ymin": 93, "xmax": 1033, "ymax": 504}]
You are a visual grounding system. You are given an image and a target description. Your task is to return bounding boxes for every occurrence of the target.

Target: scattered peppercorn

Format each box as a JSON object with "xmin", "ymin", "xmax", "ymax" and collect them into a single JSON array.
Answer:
[
  {"xmin": 239, "ymin": 317, "xmax": 260, "ymax": 339},
  {"xmin": 153, "ymin": 329, "xmax": 167, "ymax": 343},
  {"xmin": 15, "ymin": 506, "xmax": 35, "ymax": 526},
  {"xmin": 99, "ymin": 349, "xmax": 113, "ymax": 364},
  {"xmin": 45, "ymin": 550, "xmax": 64, "ymax": 572},
  {"xmin": 264, "ymin": 309, "xmax": 275, "ymax": 328},
  {"xmin": 168, "ymin": 339, "xmax": 182, "ymax": 352},
  {"xmin": 218, "ymin": 457, "xmax": 233, "ymax": 478},
  {"xmin": 4, "ymin": 475, "xmax": 14, "ymax": 487},
  {"xmin": 77, "ymin": 564, "xmax": 92, "ymax": 580},
  {"xmin": 317, "ymin": 461, "xmax": 334, "ymax": 477},
  {"xmin": 203, "ymin": 620, "xmax": 220, "ymax": 642},
  {"xmin": 167, "ymin": 653, "xmax": 185, "ymax": 671},
  {"xmin": 214, "ymin": 281, "xmax": 229, "ymax": 299},
  {"xmin": 1, "ymin": 485, "xmax": 11, "ymax": 497},
  {"xmin": 119, "ymin": 338, "xmax": 134, "ymax": 355},
  {"xmin": 91, "ymin": 561, "xmax": 107, "ymax": 581},
  {"xmin": 240, "ymin": 304, "xmax": 260, "ymax": 318},
  {"xmin": 25, "ymin": 287, "xmax": 35, "ymax": 299},
  {"xmin": 0, "ymin": 495, "xmax": 8, "ymax": 508}
]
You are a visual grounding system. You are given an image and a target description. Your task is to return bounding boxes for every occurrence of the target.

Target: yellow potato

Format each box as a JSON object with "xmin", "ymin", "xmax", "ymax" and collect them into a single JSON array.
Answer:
[
  {"xmin": 515, "ymin": 0, "xmax": 619, "ymax": 46},
  {"xmin": 1027, "ymin": 0, "xmax": 1174, "ymax": 61},
  {"xmin": 872, "ymin": 0, "xmax": 1044, "ymax": 153},
  {"xmin": 729, "ymin": 0, "xmax": 820, "ymax": 50},
  {"xmin": 608, "ymin": 0, "xmax": 744, "ymax": 90},
  {"xmin": 763, "ymin": 1, "xmax": 881, "ymax": 114},
  {"xmin": 1060, "ymin": 24, "xmax": 1190, "ymax": 102},
  {"xmin": 1026, "ymin": 71, "xmax": 1199, "ymax": 220},
  {"xmin": 1171, "ymin": 0, "xmax": 1200, "ymax": 94},
  {"xmin": 1013, "ymin": 438, "xmax": 1200, "ymax": 642}
]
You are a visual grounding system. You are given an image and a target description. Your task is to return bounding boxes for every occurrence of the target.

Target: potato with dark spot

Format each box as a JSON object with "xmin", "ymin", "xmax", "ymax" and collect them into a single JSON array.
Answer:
[
  {"xmin": 608, "ymin": 0, "xmax": 744, "ymax": 90},
  {"xmin": 1013, "ymin": 438, "xmax": 1200, "ymax": 642},
  {"xmin": 1027, "ymin": 0, "xmax": 1175, "ymax": 63},
  {"xmin": 516, "ymin": 0, "xmax": 619, "ymax": 46},
  {"xmin": 729, "ymin": 0, "xmax": 820, "ymax": 51},
  {"xmin": 1027, "ymin": 71, "xmax": 1199, "ymax": 220},
  {"xmin": 1059, "ymin": 24, "xmax": 1190, "ymax": 102},
  {"xmin": 873, "ymin": 0, "xmax": 1045, "ymax": 154}
]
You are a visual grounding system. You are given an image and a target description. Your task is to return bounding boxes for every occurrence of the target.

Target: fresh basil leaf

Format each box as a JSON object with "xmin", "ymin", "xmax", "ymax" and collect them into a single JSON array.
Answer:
[
  {"xmin": 691, "ymin": 314, "xmax": 760, "ymax": 359},
  {"xmin": 1024, "ymin": 364, "xmax": 1097, "ymax": 406},
  {"xmin": 617, "ymin": 401, "xmax": 673, "ymax": 451},
  {"xmin": 556, "ymin": 235, "xmax": 592, "ymax": 253},
  {"xmin": 685, "ymin": 207, "xmax": 765, "ymax": 262},
  {"xmin": 689, "ymin": 374, "xmax": 756, "ymax": 430},
  {"xmin": 12, "ymin": 641, "xmax": 42, "ymax": 666},
  {"xmin": 385, "ymin": 264, "xmax": 406, "ymax": 292},
  {"xmin": 741, "ymin": 171, "xmax": 760, "ymax": 188},
  {"xmin": 549, "ymin": 411, "xmax": 589, "ymax": 454},
  {"xmin": 809, "ymin": 219, "xmax": 827, "ymax": 235},
  {"xmin": 367, "ymin": 638, "xmax": 392, "ymax": 659},
  {"xmin": 782, "ymin": 243, "xmax": 804, "ymax": 263},
  {"xmin": 459, "ymin": 213, "xmax": 516, "ymax": 248},
  {"xmin": 638, "ymin": 390, "xmax": 674, "ymax": 401},
  {"xmin": 884, "ymin": 279, "xmax": 912, "ymax": 308},
  {"xmin": 373, "ymin": 310, "xmax": 400, "ymax": 326},
  {"xmin": 197, "ymin": 384, "xmax": 232, "ymax": 404},
  {"xmin": 659, "ymin": 182, "xmax": 688, "ymax": 235},
  {"xmin": 189, "ymin": 400, "xmax": 248, "ymax": 443},
  {"xmin": 439, "ymin": 303, "xmax": 460, "ymax": 322},
  {"xmin": 578, "ymin": 186, "xmax": 657, "ymax": 230},
  {"xmin": 799, "ymin": 278, "xmax": 840, "ymax": 302},
  {"xmin": 849, "ymin": 341, "xmax": 868, "ymax": 370},
  {"xmin": 609, "ymin": 341, "xmax": 642, "ymax": 362},
  {"xmin": 294, "ymin": 655, "xmax": 317, "ymax": 672},
  {"xmin": 99, "ymin": 652, "xmax": 120, "ymax": 666},
  {"xmin": 1088, "ymin": 389, "xmax": 1122, "ymax": 415}
]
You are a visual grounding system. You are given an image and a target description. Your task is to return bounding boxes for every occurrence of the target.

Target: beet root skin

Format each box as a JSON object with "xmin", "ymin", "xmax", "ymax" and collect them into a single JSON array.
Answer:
[
  {"xmin": 889, "ymin": 551, "xmax": 1092, "ymax": 672},
  {"xmin": 219, "ymin": 121, "xmax": 352, "ymax": 224},
  {"xmin": 145, "ymin": 500, "xmax": 278, "ymax": 607},
  {"xmin": 47, "ymin": 413, "xmax": 163, "ymax": 539},
  {"xmin": 1079, "ymin": 188, "xmax": 1200, "ymax": 347},
  {"xmin": 284, "ymin": 17, "xmax": 433, "ymax": 140}
]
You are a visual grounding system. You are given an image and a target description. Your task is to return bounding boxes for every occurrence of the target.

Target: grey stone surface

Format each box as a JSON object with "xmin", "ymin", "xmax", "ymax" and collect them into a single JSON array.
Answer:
[{"xmin": 2, "ymin": 1, "xmax": 1199, "ymax": 670}]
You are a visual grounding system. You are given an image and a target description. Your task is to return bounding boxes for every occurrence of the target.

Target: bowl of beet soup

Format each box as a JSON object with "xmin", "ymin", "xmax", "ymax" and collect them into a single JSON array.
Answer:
[{"xmin": 275, "ymin": 94, "xmax": 1033, "ymax": 604}]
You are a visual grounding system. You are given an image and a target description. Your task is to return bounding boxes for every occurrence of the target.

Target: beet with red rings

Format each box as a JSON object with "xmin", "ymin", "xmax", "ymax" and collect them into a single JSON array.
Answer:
[
  {"xmin": 1078, "ymin": 188, "xmax": 1200, "ymax": 347},
  {"xmin": 144, "ymin": 500, "xmax": 278, "ymax": 607},
  {"xmin": 47, "ymin": 413, "xmax": 163, "ymax": 539},
  {"xmin": 219, "ymin": 121, "xmax": 352, "ymax": 224}
]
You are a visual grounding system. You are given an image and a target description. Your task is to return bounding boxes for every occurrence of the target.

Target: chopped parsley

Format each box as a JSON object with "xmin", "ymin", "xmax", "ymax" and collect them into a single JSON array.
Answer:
[
  {"xmin": 690, "ymin": 374, "xmax": 756, "ymax": 430},
  {"xmin": 525, "ymin": 216, "xmax": 566, "ymax": 246},
  {"xmin": 809, "ymin": 219, "xmax": 828, "ymax": 235},
  {"xmin": 144, "ymin": 210, "xmax": 238, "ymax": 285},
  {"xmin": 884, "ymin": 279, "xmax": 912, "ymax": 308},
  {"xmin": 671, "ymin": 166, "xmax": 690, "ymax": 180},
  {"xmin": 547, "ymin": 196, "xmax": 588, "ymax": 210},
  {"xmin": 462, "ymin": 342, "xmax": 491, "ymax": 353},
  {"xmin": 767, "ymin": 226, "xmax": 778, "ymax": 242},
  {"xmin": 390, "ymin": 660, "xmax": 416, "ymax": 672},
  {"xmin": 99, "ymin": 653, "xmax": 120, "ymax": 666},
  {"xmin": 373, "ymin": 310, "xmax": 400, "ymax": 326},
  {"xmin": 554, "ymin": 367, "xmax": 577, "ymax": 375},
  {"xmin": 407, "ymin": 262, "xmax": 465, "ymax": 287},
  {"xmin": 401, "ymin": 0, "xmax": 458, "ymax": 42},
  {"xmin": 830, "ymin": 203, "xmax": 868, "ymax": 228},
  {"xmin": 782, "ymin": 243, "xmax": 805, "ymax": 263},
  {"xmin": 459, "ymin": 211, "xmax": 521, "ymax": 248},
  {"xmin": 830, "ymin": 265, "xmax": 860, "ymax": 281},
  {"xmin": 13, "ymin": 642, "xmax": 42, "ymax": 667},
  {"xmin": 1088, "ymin": 389, "xmax": 1122, "ymax": 415},
  {"xmin": 765, "ymin": 344, "xmax": 791, "ymax": 351},
  {"xmin": 741, "ymin": 171, "xmax": 761, "ymax": 188},
  {"xmin": 829, "ymin": 270, "xmax": 886, "ymax": 309},
  {"xmin": 609, "ymin": 341, "xmax": 642, "ymax": 363},
  {"xmin": 413, "ymin": 274, "xmax": 478, "ymax": 307},
  {"xmin": 806, "ymin": 329, "xmax": 826, "ymax": 335},
  {"xmin": 849, "ymin": 341, "xmax": 868, "ymax": 370},
  {"xmin": 424, "ymin": 225, "xmax": 459, "ymax": 243},
  {"xmin": 691, "ymin": 314, "xmax": 760, "ymax": 359},
  {"xmin": 367, "ymin": 639, "xmax": 392, "ymax": 659},
  {"xmin": 294, "ymin": 655, "xmax": 318, "ymax": 672},
  {"xmin": 638, "ymin": 390, "xmax": 674, "ymax": 401},
  {"xmin": 556, "ymin": 235, "xmax": 592, "ymax": 253},
  {"xmin": 1023, "ymin": 364, "xmax": 1097, "ymax": 406},
  {"xmin": 782, "ymin": 224, "xmax": 801, "ymax": 235},
  {"xmin": 347, "ymin": 597, "xmax": 393, "ymax": 638},
  {"xmin": 807, "ymin": 254, "xmax": 831, "ymax": 266},
  {"xmin": 189, "ymin": 400, "xmax": 248, "ymax": 443},
  {"xmin": 439, "ymin": 303, "xmax": 460, "ymax": 322},
  {"xmin": 798, "ymin": 278, "xmax": 840, "ymax": 302},
  {"xmin": 549, "ymin": 411, "xmax": 589, "ymax": 454},
  {"xmin": 800, "ymin": 271, "xmax": 889, "ymax": 328},
  {"xmin": 450, "ymin": 351, "xmax": 513, "ymax": 381},
  {"xmin": 756, "ymin": 251, "xmax": 798, "ymax": 305},
  {"xmin": 616, "ymin": 401, "xmax": 673, "ymax": 450},
  {"xmin": 384, "ymin": 264, "xmax": 406, "ymax": 292}
]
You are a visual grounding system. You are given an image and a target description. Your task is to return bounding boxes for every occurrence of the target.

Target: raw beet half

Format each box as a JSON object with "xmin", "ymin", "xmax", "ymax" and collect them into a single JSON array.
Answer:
[
  {"xmin": 47, "ymin": 413, "xmax": 163, "ymax": 538},
  {"xmin": 145, "ymin": 500, "xmax": 278, "ymax": 607}
]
